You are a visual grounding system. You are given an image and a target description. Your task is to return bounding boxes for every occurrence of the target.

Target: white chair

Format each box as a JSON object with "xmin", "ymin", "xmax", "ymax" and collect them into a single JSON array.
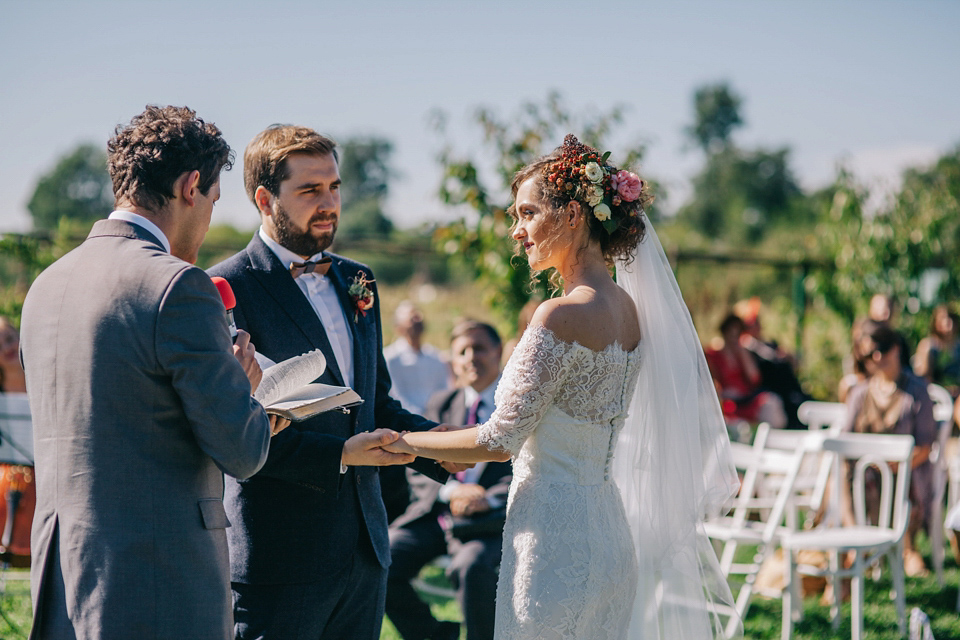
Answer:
[
  {"xmin": 705, "ymin": 424, "xmax": 806, "ymax": 638},
  {"xmin": 761, "ymin": 428, "xmax": 834, "ymax": 530},
  {"xmin": 780, "ymin": 433, "xmax": 914, "ymax": 640},
  {"xmin": 926, "ymin": 383, "xmax": 954, "ymax": 586},
  {"xmin": 797, "ymin": 400, "xmax": 846, "ymax": 432}
]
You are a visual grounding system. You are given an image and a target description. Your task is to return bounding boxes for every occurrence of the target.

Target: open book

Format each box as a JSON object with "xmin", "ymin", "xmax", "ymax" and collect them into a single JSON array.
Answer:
[{"xmin": 253, "ymin": 350, "xmax": 363, "ymax": 421}]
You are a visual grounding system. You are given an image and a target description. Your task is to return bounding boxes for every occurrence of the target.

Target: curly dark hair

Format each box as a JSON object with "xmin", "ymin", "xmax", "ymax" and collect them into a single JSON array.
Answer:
[
  {"xmin": 507, "ymin": 136, "xmax": 650, "ymax": 268},
  {"xmin": 107, "ymin": 105, "xmax": 233, "ymax": 212}
]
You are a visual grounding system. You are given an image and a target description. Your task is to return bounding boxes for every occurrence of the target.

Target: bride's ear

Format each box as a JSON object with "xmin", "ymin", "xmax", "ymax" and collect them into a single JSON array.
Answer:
[{"xmin": 565, "ymin": 200, "xmax": 583, "ymax": 229}]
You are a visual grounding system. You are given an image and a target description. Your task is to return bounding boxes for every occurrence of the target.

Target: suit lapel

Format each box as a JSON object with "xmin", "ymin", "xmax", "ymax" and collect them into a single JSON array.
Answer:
[
  {"xmin": 449, "ymin": 390, "xmax": 468, "ymax": 426},
  {"xmin": 244, "ymin": 235, "xmax": 345, "ymax": 386}
]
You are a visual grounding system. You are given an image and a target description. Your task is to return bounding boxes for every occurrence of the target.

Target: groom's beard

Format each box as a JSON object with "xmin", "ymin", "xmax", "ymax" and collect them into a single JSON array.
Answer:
[{"xmin": 273, "ymin": 202, "xmax": 338, "ymax": 256}]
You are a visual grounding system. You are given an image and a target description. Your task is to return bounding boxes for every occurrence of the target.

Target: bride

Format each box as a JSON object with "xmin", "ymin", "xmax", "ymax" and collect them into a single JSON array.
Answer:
[{"xmin": 386, "ymin": 135, "xmax": 739, "ymax": 639}]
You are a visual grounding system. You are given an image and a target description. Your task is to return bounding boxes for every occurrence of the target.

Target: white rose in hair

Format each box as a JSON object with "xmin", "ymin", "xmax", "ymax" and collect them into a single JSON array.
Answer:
[
  {"xmin": 586, "ymin": 185, "xmax": 603, "ymax": 207},
  {"xmin": 584, "ymin": 162, "xmax": 603, "ymax": 183}
]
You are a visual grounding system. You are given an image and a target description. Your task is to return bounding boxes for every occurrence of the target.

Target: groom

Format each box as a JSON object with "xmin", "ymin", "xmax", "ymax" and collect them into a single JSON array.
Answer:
[{"xmin": 209, "ymin": 124, "xmax": 451, "ymax": 640}]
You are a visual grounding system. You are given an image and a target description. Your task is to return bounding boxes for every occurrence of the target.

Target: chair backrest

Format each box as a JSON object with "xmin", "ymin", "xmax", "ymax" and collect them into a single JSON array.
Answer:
[
  {"xmin": 762, "ymin": 427, "xmax": 833, "ymax": 513},
  {"xmin": 928, "ymin": 383, "xmax": 954, "ymax": 425},
  {"xmin": 727, "ymin": 423, "xmax": 806, "ymax": 540},
  {"xmin": 797, "ymin": 400, "xmax": 847, "ymax": 432},
  {"xmin": 823, "ymin": 433, "xmax": 914, "ymax": 535},
  {"xmin": 0, "ymin": 392, "xmax": 33, "ymax": 465}
]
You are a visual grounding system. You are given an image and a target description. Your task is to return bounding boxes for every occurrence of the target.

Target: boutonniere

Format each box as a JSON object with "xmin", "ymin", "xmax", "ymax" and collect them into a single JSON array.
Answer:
[{"xmin": 348, "ymin": 272, "xmax": 375, "ymax": 323}]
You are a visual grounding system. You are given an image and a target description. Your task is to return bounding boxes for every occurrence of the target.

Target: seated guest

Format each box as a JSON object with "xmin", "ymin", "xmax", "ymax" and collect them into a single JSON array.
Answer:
[
  {"xmin": 868, "ymin": 293, "xmax": 913, "ymax": 372},
  {"xmin": 843, "ymin": 321, "xmax": 937, "ymax": 577},
  {"xmin": 735, "ymin": 297, "xmax": 812, "ymax": 429},
  {"xmin": 382, "ymin": 302, "xmax": 452, "ymax": 522},
  {"xmin": 386, "ymin": 320, "xmax": 511, "ymax": 640},
  {"xmin": 384, "ymin": 301, "xmax": 451, "ymax": 415},
  {"xmin": 0, "ymin": 316, "xmax": 34, "ymax": 564},
  {"xmin": 913, "ymin": 304, "xmax": 960, "ymax": 397},
  {"xmin": 706, "ymin": 313, "xmax": 787, "ymax": 428}
]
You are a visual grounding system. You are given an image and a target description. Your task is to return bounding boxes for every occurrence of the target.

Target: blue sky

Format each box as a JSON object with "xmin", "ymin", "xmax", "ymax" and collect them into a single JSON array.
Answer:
[{"xmin": 1, "ymin": 0, "xmax": 957, "ymax": 232}]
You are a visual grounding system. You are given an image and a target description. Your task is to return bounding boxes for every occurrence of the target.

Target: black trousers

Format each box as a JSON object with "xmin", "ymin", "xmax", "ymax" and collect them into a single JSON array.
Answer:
[
  {"xmin": 232, "ymin": 537, "xmax": 387, "ymax": 640},
  {"xmin": 385, "ymin": 517, "xmax": 501, "ymax": 640}
]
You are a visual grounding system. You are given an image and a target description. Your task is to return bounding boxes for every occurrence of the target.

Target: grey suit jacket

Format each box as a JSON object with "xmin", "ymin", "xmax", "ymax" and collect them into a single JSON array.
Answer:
[{"xmin": 20, "ymin": 220, "xmax": 271, "ymax": 640}]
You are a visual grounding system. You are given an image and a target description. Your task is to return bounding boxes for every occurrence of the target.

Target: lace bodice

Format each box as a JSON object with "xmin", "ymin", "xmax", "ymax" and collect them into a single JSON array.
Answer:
[
  {"xmin": 477, "ymin": 323, "xmax": 643, "ymax": 640},
  {"xmin": 478, "ymin": 323, "xmax": 642, "ymax": 485}
]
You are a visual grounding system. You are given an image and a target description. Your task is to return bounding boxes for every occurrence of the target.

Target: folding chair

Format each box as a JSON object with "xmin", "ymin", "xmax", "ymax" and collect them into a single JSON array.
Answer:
[
  {"xmin": 926, "ymin": 383, "xmax": 954, "ymax": 586},
  {"xmin": 780, "ymin": 433, "xmax": 914, "ymax": 640},
  {"xmin": 797, "ymin": 400, "xmax": 846, "ymax": 432},
  {"xmin": 704, "ymin": 423, "xmax": 806, "ymax": 638}
]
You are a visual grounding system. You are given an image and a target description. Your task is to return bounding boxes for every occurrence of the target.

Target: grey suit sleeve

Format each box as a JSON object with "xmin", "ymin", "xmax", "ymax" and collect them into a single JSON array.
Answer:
[{"xmin": 156, "ymin": 267, "xmax": 271, "ymax": 479}]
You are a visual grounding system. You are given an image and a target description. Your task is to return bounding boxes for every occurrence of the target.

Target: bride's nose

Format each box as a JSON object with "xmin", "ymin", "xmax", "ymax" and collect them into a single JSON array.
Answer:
[{"xmin": 512, "ymin": 224, "xmax": 525, "ymax": 241}]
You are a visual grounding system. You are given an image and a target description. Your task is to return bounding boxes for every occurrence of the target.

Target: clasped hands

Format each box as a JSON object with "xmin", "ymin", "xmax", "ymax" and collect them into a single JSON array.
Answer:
[{"xmin": 341, "ymin": 424, "xmax": 473, "ymax": 473}]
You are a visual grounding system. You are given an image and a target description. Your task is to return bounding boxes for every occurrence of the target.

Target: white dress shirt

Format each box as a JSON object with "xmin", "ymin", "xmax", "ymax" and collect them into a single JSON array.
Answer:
[
  {"xmin": 383, "ymin": 338, "xmax": 450, "ymax": 414},
  {"xmin": 259, "ymin": 227, "xmax": 354, "ymax": 387},
  {"xmin": 109, "ymin": 210, "xmax": 171, "ymax": 254}
]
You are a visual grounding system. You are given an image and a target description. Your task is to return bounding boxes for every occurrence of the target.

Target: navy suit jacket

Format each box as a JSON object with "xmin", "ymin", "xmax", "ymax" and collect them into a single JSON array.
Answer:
[{"xmin": 209, "ymin": 234, "xmax": 445, "ymax": 584}]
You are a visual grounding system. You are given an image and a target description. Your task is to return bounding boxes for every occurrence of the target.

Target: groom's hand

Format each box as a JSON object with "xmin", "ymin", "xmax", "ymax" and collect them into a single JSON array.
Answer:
[{"xmin": 341, "ymin": 429, "xmax": 415, "ymax": 467}]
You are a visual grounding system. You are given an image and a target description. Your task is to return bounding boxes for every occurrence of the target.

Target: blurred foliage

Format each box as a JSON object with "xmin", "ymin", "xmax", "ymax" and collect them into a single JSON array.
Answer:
[
  {"xmin": 430, "ymin": 91, "xmax": 653, "ymax": 325},
  {"xmin": 196, "ymin": 223, "xmax": 257, "ymax": 270},
  {"xmin": 678, "ymin": 82, "xmax": 807, "ymax": 244},
  {"xmin": 679, "ymin": 146, "xmax": 806, "ymax": 242},
  {"xmin": 27, "ymin": 144, "xmax": 113, "ymax": 231},
  {"xmin": 685, "ymin": 82, "xmax": 744, "ymax": 154},
  {"xmin": 337, "ymin": 136, "xmax": 395, "ymax": 242},
  {"xmin": 810, "ymin": 147, "xmax": 960, "ymax": 345}
]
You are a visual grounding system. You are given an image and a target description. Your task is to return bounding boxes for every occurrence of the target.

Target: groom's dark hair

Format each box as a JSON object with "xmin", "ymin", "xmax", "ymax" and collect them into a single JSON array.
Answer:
[
  {"xmin": 107, "ymin": 105, "xmax": 233, "ymax": 212},
  {"xmin": 243, "ymin": 125, "xmax": 338, "ymax": 206}
]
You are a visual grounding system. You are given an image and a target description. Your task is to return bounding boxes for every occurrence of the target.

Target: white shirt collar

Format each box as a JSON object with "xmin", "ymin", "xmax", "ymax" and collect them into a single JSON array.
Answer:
[
  {"xmin": 109, "ymin": 210, "xmax": 171, "ymax": 254},
  {"xmin": 258, "ymin": 226, "xmax": 324, "ymax": 272},
  {"xmin": 463, "ymin": 375, "xmax": 500, "ymax": 409}
]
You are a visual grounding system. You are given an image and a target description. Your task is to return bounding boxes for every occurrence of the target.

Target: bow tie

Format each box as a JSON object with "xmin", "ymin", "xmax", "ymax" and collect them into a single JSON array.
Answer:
[{"xmin": 289, "ymin": 256, "xmax": 332, "ymax": 279}]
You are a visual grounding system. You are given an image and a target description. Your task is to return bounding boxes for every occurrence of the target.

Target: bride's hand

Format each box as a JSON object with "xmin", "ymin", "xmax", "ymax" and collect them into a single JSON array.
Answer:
[{"xmin": 380, "ymin": 434, "xmax": 413, "ymax": 455}]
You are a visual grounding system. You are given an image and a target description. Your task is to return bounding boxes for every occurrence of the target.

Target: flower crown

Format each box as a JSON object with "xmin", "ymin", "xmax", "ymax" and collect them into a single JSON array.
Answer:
[{"xmin": 543, "ymin": 134, "xmax": 644, "ymax": 234}]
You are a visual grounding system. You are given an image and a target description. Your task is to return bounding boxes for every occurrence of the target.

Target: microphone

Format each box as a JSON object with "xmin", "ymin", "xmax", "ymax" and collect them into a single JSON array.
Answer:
[{"xmin": 211, "ymin": 276, "xmax": 238, "ymax": 341}]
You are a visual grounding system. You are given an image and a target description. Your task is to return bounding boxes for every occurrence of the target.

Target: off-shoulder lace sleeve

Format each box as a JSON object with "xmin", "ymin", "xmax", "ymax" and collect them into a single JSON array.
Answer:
[{"xmin": 477, "ymin": 324, "xmax": 573, "ymax": 455}]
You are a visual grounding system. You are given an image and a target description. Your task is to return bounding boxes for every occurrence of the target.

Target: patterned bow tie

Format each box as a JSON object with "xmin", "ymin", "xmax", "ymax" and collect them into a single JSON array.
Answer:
[{"xmin": 289, "ymin": 256, "xmax": 332, "ymax": 279}]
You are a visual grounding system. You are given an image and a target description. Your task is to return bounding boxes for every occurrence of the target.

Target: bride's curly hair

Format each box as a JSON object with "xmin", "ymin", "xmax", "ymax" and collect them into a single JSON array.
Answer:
[{"xmin": 507, "ymin": 135, "xmax": 651, "ymax": 267}]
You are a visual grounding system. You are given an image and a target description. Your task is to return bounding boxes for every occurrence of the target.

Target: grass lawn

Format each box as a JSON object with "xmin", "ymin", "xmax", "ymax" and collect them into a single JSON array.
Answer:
[{"xmin": 2, "ymin": 536, "xmax": 957, "ymax": 638}]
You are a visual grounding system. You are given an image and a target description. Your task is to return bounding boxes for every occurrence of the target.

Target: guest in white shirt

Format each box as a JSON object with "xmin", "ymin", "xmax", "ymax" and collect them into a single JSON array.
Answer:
[{"xmin": 384, "ymin": 301, "xmax": 450, "ymax": 414}]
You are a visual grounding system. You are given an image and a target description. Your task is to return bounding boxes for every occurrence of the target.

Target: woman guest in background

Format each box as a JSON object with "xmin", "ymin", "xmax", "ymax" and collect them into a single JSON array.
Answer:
[
  {"xmin": 844, "ymin": 320, "xmax": 937, "ymax": 577},
  {"xmin": 385, "ymin": 135, "xmax": 738, "ymax": 639},
  {"xmin": 0, "ymin": 316, "xmax": 35, "ymax": 565},
  {"xmin": 706, "ymin": 313, "xmax": 788, "ymax": 429},
  {"xmin": 913, "ymin": 304, "xmax": 960, "ymax": 397}
]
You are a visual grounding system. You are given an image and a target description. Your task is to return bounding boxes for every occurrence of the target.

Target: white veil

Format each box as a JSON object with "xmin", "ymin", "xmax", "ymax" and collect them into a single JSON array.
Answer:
[{"xmin": 613, "ymin": 219, "xmax": 742, "ymax": 638}]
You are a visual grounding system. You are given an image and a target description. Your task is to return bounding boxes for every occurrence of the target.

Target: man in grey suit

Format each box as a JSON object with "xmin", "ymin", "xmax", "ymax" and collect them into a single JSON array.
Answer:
[{"xmin": 19, "ymin": 105, "xmax": 280, "ymax": 640}]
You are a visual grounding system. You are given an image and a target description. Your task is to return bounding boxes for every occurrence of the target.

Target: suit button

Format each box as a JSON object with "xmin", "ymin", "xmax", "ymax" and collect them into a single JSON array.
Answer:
[{"xmin": 356, "ymin": 475, "xmax": 362, "ymax": 485}]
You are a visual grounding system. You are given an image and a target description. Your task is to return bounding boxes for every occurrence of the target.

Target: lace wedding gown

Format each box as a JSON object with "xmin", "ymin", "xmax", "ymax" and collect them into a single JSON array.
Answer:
[{"xmin": 477, "ymin": 324, "xmax": 643, "ymax": 640}]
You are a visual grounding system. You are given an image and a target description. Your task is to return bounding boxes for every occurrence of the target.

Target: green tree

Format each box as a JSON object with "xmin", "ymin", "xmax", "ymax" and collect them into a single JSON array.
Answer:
[
  {"xmin": 686, "ymin": 82, "xmax": 744, "ymax": 154},
  {"xmin": 810, "ymin": 147, "xmax": 960, "ymax": 342},
  {"xmin": 431, "ymin": 92, "xmax": 651, "ymax": 324},
  {"xmin": 27, "ymin": 144, "xmax": 113, "ymax": 230},
  {"xmin": 679, "ymin": 83, "xmax": 804, "ymax": 243},
  {"xmin": 336, "ymin": 137, "xmax": 395, "ymax": 241}
]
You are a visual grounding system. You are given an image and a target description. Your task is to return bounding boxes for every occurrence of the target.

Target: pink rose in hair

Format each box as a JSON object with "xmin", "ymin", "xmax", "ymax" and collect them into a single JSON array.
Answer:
[{"xmin": 611, "ymin": 170, "xmax": 642, "ymax": 202}]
